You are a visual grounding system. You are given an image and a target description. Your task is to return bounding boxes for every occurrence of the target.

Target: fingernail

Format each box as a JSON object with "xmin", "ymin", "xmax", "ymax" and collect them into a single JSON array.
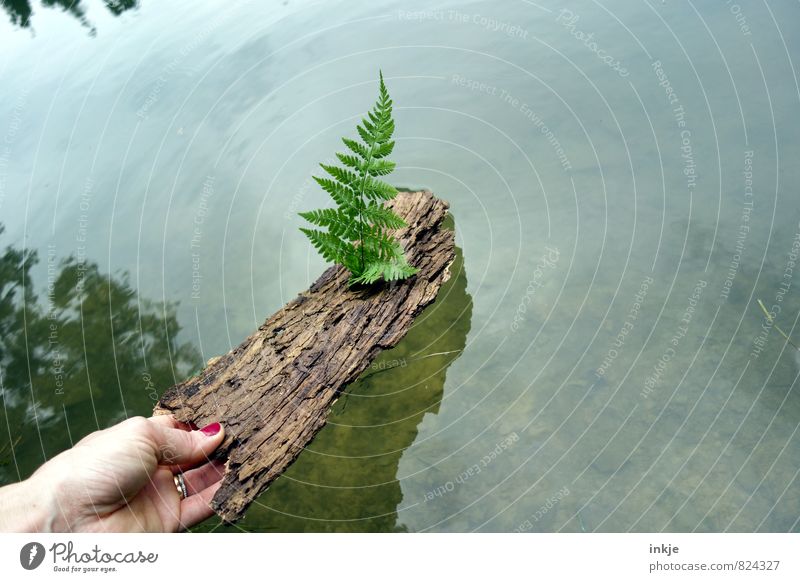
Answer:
[{"xmin": 199, "ymin": 422, "xmax": 221, "ymax": 436}]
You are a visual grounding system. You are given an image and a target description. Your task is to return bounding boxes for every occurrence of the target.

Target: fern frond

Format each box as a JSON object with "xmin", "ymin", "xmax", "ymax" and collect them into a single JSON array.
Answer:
[
  {"xmin": 376, "ymin": 120, "xmax": 394, "ymax": 142},
  {"xmin": 320, "ymin": 164, "xmax": 360, "ymax": 190},
  {"xmin": 312, "ymin": 176, "xmax": 361, "ymax": 215},
  {"xmin": 362, "ymin": 227, "xmax": 399, "ymax": 261},
  {"xmin": 365, "ymin": 159, "xmax": 396, "ymax": 177},
  {"xmin": 299, "ymin": 228, "xmax": 349, "ymax": 264},
  {"xmin": 378, "ymin": 70, "xmax": 391, "ymax": 105},
  {"xmin": 342, "ymin": 137, "xmax": 370, "ymax": 160},
  {"xmin": 356, "ymin": 124, "xmax": 373, "ymax": 145},
  {"xmin": 372, "ymin": 141, "xmax": 394, "ymax": 159},
  {"xmin": 363, "ymin": 178, "xmax": 397, "ymax": 201},
  {"xmin": 350, "ymin": 251, "xmax": 418, "ymax": 285},
  {"xmin": 362, "ymin": 203, "xmax": 406, "ymax": 230},
  {"xmin": 335, "ymin": 152, "xmax": 361, "ymax": 170},
  {"xmin": 298, "ymin": 208, "xmax": 359, "ymax": 240},
  {"xmin": 299, "ymin": 71, "xmax": 415, "ymax": 285}
]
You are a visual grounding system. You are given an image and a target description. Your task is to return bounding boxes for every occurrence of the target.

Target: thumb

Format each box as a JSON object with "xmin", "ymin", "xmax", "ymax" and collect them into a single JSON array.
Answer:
[{"xmin": 144, "ymin": 418, "xmax": 225, "ymax": 466}]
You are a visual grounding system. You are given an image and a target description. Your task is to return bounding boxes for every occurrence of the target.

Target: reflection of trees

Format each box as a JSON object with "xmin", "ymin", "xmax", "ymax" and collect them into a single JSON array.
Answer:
[
  {"xmin": 205, "ymin": 232, "xmax": 473, "ymax": 532},
  {"xmin": 103, "ymin": 0, "xmax": 137, "ymax": 17},
  {"xmin": 1, "ymin": 0, "xmax": 138, "ymax": 32},
  {"xmin": 0, "ymin": 225, "xmax": 200, "ymax": 483},
  {"xmin": 1, "ymin": 0, "xmax": 31, "ymax": 27}
]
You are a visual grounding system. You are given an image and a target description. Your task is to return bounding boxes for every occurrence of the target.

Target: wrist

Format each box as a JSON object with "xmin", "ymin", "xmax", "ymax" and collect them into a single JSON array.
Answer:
[
  {"xmin": 0, "ymin": 457, "xmax": 79, "ymax": 532},
  {"xmin": 29, "ymin": 459, "xmax": 81, "ymax": 532},
  {"xmin": 0, "ymin": 475, "xmax": 57, "ymax": 532}
]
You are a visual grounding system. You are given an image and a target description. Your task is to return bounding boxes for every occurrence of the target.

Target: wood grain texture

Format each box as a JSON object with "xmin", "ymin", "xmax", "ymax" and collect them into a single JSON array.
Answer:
[{"xmin": 155, "ymin": 190, "xmax": 455, "ymax": 522}]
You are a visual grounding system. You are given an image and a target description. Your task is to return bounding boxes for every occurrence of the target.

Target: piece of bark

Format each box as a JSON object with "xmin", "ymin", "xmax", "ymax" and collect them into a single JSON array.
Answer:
[{"xmin": 155, "ymin": 190, "xmax": 455, "ymax": 523}]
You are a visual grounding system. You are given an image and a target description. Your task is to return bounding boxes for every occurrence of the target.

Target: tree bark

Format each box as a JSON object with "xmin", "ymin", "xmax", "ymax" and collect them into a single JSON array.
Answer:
[{"xmin": 155, "ymin": 190, "xmax": 455, "ymax": 523}]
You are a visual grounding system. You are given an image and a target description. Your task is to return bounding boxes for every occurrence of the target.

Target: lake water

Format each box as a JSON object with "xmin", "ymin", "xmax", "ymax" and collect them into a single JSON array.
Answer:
[{"xmin": 2, "ymin": 0, "xmax": 800, "ymax": 532}]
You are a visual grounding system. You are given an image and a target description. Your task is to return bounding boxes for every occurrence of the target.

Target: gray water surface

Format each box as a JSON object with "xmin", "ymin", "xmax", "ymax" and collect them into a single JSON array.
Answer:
[{"xmin": 1, "ymin": 0, "xmax": 799, "ymax": 532}]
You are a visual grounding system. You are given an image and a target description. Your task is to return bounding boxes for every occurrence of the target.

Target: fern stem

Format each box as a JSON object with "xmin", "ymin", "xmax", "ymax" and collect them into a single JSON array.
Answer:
[{"xmin": 357, "ymin": 142, "xmax": 376, "ymax": 274}]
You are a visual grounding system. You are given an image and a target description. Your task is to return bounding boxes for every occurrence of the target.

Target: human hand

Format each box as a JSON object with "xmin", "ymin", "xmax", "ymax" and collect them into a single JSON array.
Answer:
[{"xmin": 0, "ymin": 415, "xmax": 226, "ymax": 532}]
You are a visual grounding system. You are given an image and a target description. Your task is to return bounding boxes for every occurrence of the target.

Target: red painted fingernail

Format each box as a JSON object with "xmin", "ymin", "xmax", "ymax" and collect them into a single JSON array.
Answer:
[{"xmin": 199, "ymin": 422, "xmax": 221, "ymax": 436}]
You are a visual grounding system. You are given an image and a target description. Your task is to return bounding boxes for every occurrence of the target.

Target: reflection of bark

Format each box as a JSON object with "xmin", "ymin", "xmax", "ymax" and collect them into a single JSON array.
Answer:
[
  {"xmin": 211, "ymin": 238, "xmax": 472, "ymax": 532},
  {"xmin": 157, "ymin": 191, "xmax": 457, "ymax": 523}
]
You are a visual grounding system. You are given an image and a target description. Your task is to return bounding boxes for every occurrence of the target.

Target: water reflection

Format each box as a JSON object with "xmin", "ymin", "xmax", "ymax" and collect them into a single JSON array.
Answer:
[
  {"xmin": 202, "ymin": 236, "xmax": 472, "ymax": 532},
  {"xmin": 1, "ymin": 0, "xmax": 138, "ymax": 33},
  {"xmin": 0, "ymin": 224, "xmax": 200, "ymax": 483}
]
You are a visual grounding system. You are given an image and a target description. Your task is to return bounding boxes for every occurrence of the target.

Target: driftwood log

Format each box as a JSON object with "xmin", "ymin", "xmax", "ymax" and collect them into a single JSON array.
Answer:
[{"xmin": 155, "ymin": 190, "xmax": 455, "ymax": 522}]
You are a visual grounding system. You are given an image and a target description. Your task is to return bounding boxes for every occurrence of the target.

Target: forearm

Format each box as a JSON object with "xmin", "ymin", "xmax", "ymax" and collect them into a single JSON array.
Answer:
[{"xmin": 0, "ymin": 473, "xmax": 63, "ymax": 532}]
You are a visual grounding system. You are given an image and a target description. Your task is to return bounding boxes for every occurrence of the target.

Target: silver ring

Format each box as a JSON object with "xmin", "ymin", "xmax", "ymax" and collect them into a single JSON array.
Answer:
[{"xmin": 173, "ymin": 473, "xmax": 188, "ymax": 500}]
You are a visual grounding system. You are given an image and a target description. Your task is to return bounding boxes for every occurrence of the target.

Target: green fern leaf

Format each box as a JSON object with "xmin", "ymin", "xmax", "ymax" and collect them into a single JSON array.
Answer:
[
  {"xmin": 351, "ymin": 252, "xmax": 418, "ymax": 285},
  {"xmin": 312, "ymin": 176, "xmax": 363, "ymax": 214},
  {"xmin": 335, "ymin": 152, "xmax": 361, "ymax": 170},
  {"xmin": 372, "ymin": 141, "xmax": 394, "ymax": 159},
  {"xmin": 298, "ymin": 71, "xmax": 416, "ymax": 285},
  {"xmin": 298, "ymin": 208, "xmax": 358, "ymax": 240},
  {"xmin": 356, "ymin": 124, "xmax": 373, "ymax": 145},
  {"xmin": 366, "ymin": 159, "xmax": 396, "ymax": 176},
  {"xmin": 342, "ymin": 137, "xmax": 369, "ymax": 159},
  {"xmin": 299, "ymin": 228, "xmax": 348, "ymax": 264},
  {"xmin": 362, "ymin": 203, "xmax": 406, "ymax": 230},
  {"xmin": 320, "ymin": 164, "xmax": 360, "ymax": 190},
  {"xmin": 363, "ymin": 178, "xmax": 397, "ymax": 201}
]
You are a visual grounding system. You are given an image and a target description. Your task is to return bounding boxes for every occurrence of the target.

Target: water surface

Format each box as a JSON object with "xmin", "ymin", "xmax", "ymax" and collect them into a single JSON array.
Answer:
[{"xmin": 2, "ymin": 0, "xmax": 800, "ymax": 532}]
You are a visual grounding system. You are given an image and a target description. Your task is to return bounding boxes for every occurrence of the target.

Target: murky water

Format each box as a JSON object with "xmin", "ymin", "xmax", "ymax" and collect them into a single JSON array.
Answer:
[{"xmin": 2, "ymin": 0, "xmax": 799, "ymax": 532}]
